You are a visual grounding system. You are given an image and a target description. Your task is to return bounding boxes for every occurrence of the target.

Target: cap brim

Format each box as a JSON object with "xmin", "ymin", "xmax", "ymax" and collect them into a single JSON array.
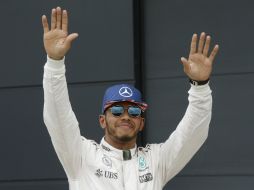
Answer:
[{"xmin": 104, "ymin": 100, "xmax": 148, "ymax": 112}]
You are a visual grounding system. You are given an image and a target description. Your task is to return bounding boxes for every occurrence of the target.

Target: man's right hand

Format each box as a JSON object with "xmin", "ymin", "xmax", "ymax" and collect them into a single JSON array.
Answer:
[{"xmin": 42, "ymin": 7, "xmax": 78, "ymax": 60}]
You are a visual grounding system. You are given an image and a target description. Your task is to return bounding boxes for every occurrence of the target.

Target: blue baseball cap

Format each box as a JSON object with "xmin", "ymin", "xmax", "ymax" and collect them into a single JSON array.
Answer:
[{"xmin": 102, "ymin": 84, "xmax": 148, "ymax": 113}]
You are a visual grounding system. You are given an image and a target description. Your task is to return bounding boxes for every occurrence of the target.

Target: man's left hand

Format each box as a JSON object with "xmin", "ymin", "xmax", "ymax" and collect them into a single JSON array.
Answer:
[{"xmin": 181, "ymin": 32, "xmax": 219, "ymax": 81}]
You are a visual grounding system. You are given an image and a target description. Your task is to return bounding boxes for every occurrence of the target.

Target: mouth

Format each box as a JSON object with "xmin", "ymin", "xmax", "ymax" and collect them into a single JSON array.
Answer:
[{"xmin": 118, "ymin": 122, "xmax": 133, "ymax": 130}]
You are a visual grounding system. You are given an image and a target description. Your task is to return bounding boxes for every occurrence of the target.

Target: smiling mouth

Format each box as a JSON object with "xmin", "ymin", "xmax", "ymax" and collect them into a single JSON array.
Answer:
[{"xmin": 118, "ymin": 123, "xmax": 133, "ymax": 129}]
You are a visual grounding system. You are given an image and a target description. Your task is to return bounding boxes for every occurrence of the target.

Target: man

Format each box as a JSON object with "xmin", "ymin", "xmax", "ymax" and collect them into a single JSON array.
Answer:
[{"xmin": 42, "ymin": 7, "xmax": 219, "ymax": 190}]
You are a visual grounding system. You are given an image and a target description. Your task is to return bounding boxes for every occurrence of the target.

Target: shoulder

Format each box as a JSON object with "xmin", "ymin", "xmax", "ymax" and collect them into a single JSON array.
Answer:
[
  {"xmin": 81, "ymin": 137, "xmax": 100, "ymax": 151},
  {"xmin": 137, "ymin": 143, "xmax": 163, "ymax": 155}
]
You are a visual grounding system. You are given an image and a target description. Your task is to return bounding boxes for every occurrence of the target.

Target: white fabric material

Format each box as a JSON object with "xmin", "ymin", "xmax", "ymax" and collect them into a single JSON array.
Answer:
[{"xmin": 43, "ymin": 57, "xmax": 212, "ymax": 190}]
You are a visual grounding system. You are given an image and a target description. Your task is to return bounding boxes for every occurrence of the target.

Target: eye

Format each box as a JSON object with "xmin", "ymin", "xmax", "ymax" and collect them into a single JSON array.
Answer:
[
  {"xmin": 110, "ymin": 106, "xmax": 124, "ymax": 116},
  {"xmin": 128, "ymin": 106, "xmax": 141, "ymax": 117}
]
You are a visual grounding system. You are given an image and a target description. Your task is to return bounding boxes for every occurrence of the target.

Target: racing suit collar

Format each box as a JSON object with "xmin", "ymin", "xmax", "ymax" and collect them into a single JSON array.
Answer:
[{"xmin": 100, "ymin": 137, "xmax": 137, "ymax": 161}]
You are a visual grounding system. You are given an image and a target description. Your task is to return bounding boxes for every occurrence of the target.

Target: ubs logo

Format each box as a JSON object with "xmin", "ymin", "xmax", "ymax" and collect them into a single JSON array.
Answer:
[
  {"xmin": 119, "ymin": 87, "xmax": 133, "ymax": 97},
  {"xmin": 95, "ymin": 169, "xmax": 103, "ymax": 178},
  {"xmin": 95, "ymin": 169, "xmax": 118, "ymax": 180}
]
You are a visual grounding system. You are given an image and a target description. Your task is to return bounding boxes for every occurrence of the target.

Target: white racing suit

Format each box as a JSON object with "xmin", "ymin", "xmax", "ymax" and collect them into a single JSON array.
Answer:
[{"xmin": 43, "ymin": 57, "xmax": 212, "ymax": 190}]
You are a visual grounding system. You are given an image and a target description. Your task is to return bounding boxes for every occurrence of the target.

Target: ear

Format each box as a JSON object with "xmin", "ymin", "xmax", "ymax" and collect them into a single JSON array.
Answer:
[
  {"xmin": 99, "ymin": 115, "xmax": 107, "ymax": 129},
  {"xmin": 139, "ymin": 117, "xmax": 145, "ymax": 131}
]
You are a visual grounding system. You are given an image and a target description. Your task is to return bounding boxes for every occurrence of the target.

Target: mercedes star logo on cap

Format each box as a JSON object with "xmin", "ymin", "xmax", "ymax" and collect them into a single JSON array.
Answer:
[{"xmin": 119, "ymin": 87, "xmax": 133, "ymax": 97}]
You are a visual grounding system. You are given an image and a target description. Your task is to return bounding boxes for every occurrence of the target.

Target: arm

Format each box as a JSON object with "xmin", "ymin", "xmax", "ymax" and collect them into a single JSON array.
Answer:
[
  {"xmin": 159, "ymin": 33, "xmax": 219, "ymax": 185},
  {"xmin": 42, "ymin": 7, "xmax": 82, "ymax": 180}
]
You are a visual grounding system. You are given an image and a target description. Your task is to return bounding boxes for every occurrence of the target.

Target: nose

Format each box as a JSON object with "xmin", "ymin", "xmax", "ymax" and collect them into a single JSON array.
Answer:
[{"xmin": 120, "ymin": 109, "xmax": 131, "ymax": 120}]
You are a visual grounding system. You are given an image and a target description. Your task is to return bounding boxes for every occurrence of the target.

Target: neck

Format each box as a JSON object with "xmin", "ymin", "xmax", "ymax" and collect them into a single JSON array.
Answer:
[{"xmin": 104, "ymin": 135, "xmax": 136, "ymax": 150}]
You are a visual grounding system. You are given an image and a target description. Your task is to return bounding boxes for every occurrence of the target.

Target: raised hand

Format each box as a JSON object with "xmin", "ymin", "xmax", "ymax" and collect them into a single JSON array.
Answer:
[
  {"xmin": 42, "ymin": 7, "xmax": 78, "ymax": 60},
  {"xmin": 180, "ymin": 32, "xmax": 219, "ymax": 81}
]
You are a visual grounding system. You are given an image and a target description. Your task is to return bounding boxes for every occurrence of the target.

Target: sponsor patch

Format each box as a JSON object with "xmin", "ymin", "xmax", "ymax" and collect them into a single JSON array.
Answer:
[
  {"xmin": 139, "ymin": 173, "xmax": 153, "ymax": 183},
  {"xmin": 119, "ymin": 87, "xmax": 133, "ymax": 97},
  {"xmin": 102, "ymin": 154, "xmax": 112, "ymax": 168},
  {"xmin": 95, "ymin": 169, "xmax": 118, "ymax": 180},
  {"xmin": 102, "ymin": 144, "xmax": 111, "ymax": 152},
  {"xmin": 95, "ymin": 169, "xmax": 103, "ymax": 178},
  {"xmin": 138, "ymin": 156, "xmax": 148, "ymax": 171}
]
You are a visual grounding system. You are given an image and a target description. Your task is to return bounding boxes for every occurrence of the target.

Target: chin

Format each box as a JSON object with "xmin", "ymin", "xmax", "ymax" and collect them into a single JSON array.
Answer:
[{"xmin": 116, "ymin": 134, "xmax": 136, "ymax": 142}]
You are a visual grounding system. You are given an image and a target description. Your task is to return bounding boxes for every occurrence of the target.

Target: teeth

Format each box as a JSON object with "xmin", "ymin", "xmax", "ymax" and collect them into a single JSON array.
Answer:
[{"xmin": 119, "ymin": 124, "xmax": 131, "ymax": 128}]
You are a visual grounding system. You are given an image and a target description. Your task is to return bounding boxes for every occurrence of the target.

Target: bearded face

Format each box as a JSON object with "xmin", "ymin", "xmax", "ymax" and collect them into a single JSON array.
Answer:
[{"xmin": 99, "ymin": 102, "xmax": 145, "ymax": 148}]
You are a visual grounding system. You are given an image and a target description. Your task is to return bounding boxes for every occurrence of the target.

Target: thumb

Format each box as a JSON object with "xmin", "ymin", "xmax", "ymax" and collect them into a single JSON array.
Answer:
[
  {"xmin": 64, "ymin": 33, "xmax": 79, "ymax": 47},
  {"xmin": 180, "ymin": 57, "xmax": 191, "ymax": 74}
]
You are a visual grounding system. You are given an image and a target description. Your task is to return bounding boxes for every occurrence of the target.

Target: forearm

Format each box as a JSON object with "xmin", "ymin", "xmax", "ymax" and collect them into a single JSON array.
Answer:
[
  {"xmin": 43, "ymin": 56, "xmax": 82, "ymax": 179},
  {"xmin": 159, "ymin": 83, "xmax": 212, "ymax": 184},
  {"xmin": 178, "ymin": 83, "xmax": 212, "ymax": 137}
]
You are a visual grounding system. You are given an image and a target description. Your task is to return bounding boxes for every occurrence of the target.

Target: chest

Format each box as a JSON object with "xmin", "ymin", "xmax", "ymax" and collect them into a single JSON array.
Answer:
[{"xmin": 83, "ymin": 152, "xmax": 160, "ymax": 190}]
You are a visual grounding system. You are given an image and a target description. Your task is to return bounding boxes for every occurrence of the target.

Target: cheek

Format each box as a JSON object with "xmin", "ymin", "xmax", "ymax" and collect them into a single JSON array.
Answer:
[
  {"xmin": 105, "ymin": 117, "xmax": 116, "ymax": 128},
  {"xmin": 137, "ymin": 119, "xmax": 144, "ymax": 130}
]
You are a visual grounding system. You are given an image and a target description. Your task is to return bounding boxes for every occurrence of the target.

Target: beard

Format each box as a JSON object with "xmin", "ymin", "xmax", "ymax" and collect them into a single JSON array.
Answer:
[{"xmin": 113, "ymin": 133, "xmax": 135, "ymax": 142}]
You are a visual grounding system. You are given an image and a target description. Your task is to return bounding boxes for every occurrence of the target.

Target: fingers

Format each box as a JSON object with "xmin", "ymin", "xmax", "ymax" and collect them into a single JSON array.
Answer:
[
  {"xmin": 190, "ymin": 32, "xmax": 218, "ymax": 59},
  {"xmin": 51, "ymin": 8, "xmax": 56, "ymax": 30},
  {"xmin": 64, "ymin": 33, "xmax": 79, "ymax": 47},
  {"xmin": 49, "ymin": 7, "xmax": 67, "ymax": 31},
  {"xmin": 42, "ymin": 15, "xmax": 49, "ymax": 33},
  {"xmin": 203, "ymin": 35, "xmax": 211, "ymax": 57},
  {"xmin": 198, "ymin": 32, "xmax": 205, "ymax": 53},
  {"xmin": 209, "ymin": 45, "xmax": 219, "ymax": 63},
  {"xmin": 180, "ymin": 57, "xmax": 191, "ymax": 74},
  {"xmin": 62, "ymin": 10, "xmax": 68, "ymax": 33},
  {"xmin": 189, "ymin": 34, "xmax": 197, "ymax": 56},
  {"xmin": 56, "ymin": 7, "xmax": 62, "ymax": 29}
]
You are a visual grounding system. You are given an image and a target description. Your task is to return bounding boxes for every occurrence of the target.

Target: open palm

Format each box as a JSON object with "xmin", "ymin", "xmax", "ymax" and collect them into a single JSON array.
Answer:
[
  {"xmin": 42, "ymin": 7, "xmax": 78, "ymax": 60},
  {"xmin": 181, "ymin": 33, "xmax": 219, "ymax": 81}
]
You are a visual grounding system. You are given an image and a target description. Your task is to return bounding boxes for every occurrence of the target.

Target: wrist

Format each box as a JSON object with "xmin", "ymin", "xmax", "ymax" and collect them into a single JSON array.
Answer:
[
  {"xmin": 48, "ymin": 54, "xmax": 64, "ymax": 61},
  {"xmin": 45, "ymin": 55, "xmax": 65, "ymax": 70},
  {"xmin": 189, "ymin": 78, "xmax": 209, "ymax": 86}
]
